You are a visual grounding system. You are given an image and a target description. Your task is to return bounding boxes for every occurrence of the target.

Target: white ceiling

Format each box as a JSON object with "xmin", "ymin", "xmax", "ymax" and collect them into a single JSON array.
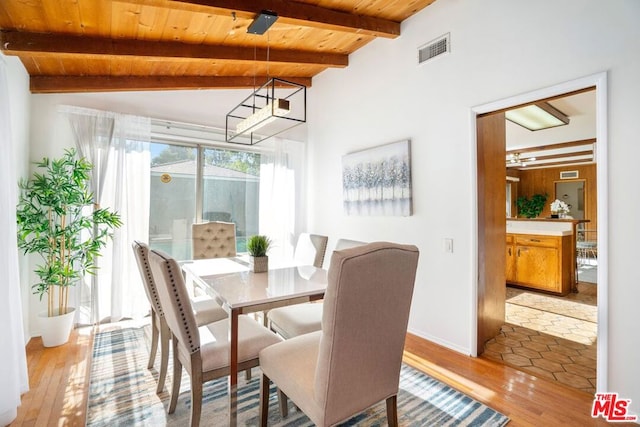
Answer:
[{"xmin": 505, "ymin": 90, "xmax": 596, "ymax": 169}]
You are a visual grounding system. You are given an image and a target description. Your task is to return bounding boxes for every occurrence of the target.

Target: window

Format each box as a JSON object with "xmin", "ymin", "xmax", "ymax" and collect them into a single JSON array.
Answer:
[{"xmin": 148, "ymin": 142, "xmax": 260, "ymax": 259}]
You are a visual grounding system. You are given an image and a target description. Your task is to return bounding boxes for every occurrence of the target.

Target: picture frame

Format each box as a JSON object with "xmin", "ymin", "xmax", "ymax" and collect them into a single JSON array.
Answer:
[{"xmin": 342, "ymin": 139, "xmax": 412, "ymax": 216}]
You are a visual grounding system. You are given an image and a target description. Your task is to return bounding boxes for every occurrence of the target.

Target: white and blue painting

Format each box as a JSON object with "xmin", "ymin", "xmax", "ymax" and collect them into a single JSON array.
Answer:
[{"xmin": 342, "ymin": 139, "xmax": 412, "ymax": 216}]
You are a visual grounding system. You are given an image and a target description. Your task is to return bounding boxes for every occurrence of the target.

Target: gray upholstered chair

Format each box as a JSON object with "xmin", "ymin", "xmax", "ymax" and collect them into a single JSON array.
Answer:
[
  {"xmin": 293, "ymin": 233, "xmax": 329, "ymax": 269},
  {"xmin": 132, "ymin": 241, "xmax": 228, "ymax": 394},
  {"xmin": 191, "ymin": 221, "xmax": 237, "ymax": 259},
  {"xmin": 267, "ymin": 238, "xmax": 363, "ymax": 339},
  {"xmin": 259, "ymin": 242, "xmax": 419, "ymax": 427},
  {"xmin": 148, "ymin": 248, "xmax": 283, "ymax": 427}
]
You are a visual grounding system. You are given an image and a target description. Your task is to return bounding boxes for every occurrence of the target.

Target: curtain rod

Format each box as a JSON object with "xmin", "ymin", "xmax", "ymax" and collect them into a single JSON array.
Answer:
[{"xmin": 151, "ymin": 118, "xmax": 225, "ymax": 134}]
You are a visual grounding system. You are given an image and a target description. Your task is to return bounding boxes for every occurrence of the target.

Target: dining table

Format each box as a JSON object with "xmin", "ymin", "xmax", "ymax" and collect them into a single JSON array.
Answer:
[{"xmin": 181, "ymin": 256, "xmax": 327, "ymax": 425}]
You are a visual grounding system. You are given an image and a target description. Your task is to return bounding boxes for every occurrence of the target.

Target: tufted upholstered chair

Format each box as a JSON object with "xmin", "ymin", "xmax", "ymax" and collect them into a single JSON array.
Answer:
[
  {"xmin": 267, "ymin": 238, "xmax": 364, "ymax": 340},
  {"xmin": 131, "ymin": 241, "xmax": 228, "ymax": 393},
  {"xmin": 148, "ymin": 248, "xmax": 283, "ymax": 427},
  {"xmin": 191, "ymin": 221, "xmax": 237, "ymax": 259},
  {"xmin": 259, "ymin": 242, "xmax": 419, "ymax": 427}
]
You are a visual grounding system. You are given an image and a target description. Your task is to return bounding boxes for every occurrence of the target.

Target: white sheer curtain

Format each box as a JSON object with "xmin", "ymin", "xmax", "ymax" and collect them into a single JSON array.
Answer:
[
  {"xmin": 61, "ymin": 106, "xmax": 151, "ymax": 323},
  {"xmin": 60, "ymin": 106, "xmax": 115, "ymax": 324},
  {"xmin": 100, "ymin": 116, "xmax": 151, "ymax": 321},
  {"xmin": 259, "ymin": 137, "xmax": 306, "ymax": 262},
  {"xmin": 0, "ymin": 56, "xmax": 29, "ymax": 426}
]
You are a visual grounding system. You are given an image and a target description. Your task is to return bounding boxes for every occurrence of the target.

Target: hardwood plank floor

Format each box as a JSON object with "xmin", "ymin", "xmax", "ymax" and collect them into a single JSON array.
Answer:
[{"xmin": 10, "ymin": 325, "xmax": 633, "ymax": 426}]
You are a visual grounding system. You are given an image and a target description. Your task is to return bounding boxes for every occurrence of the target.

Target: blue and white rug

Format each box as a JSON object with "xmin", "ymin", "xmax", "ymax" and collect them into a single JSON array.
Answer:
[{"xmin": 87, "ymin": 325, "xmax": 509, "ymax": 426}]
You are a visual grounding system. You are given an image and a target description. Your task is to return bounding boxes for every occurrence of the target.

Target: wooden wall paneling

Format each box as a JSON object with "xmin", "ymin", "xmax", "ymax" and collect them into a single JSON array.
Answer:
[
  {"xmin": 517, "ymin": 164, "xmax": 597, "ymax": 233},
  {"xmin": 476, "ymin": 112, "xmax": 507, "ymax": 355}
]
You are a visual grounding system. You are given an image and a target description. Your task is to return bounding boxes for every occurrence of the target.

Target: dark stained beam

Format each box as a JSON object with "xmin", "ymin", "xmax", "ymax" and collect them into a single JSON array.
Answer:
[
  {"xmin": 168, "ymin": 0, "xmax": 400, "ymax": 38},
  {"xmin": 506, "ymin": 139, "xmax": 597, "ymax": 156},
  {"xmin": 29, "ymin": 75, "xmax": 312, "ymax": 93},
  {"xmin": 508, "ymin": 158, "xmax": 595, "ymax": 170},
  {"xmin": 0, "ymin": 30, "xmax": 348, "ymax": 68}
]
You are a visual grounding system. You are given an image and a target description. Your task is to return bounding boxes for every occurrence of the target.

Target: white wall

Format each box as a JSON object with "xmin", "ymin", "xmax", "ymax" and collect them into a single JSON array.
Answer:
[{"xmin": 306, "ymin": 0, "xmax": 640, "ymax": 408}]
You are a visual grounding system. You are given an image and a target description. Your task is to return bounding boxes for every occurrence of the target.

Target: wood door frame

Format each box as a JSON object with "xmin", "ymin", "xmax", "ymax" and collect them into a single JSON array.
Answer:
[{"xmin": 470, "ymin": 72, "xmax": 609, "ymax": 392}]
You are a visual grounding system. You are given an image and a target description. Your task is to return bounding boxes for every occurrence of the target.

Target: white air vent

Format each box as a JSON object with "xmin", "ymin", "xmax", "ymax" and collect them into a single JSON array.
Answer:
[
  {"xmin": 418, "ymin": 33, "xmax": 450, "ymax": 64},
  {"xmin": 560, "ymin": 170, "xmax": 579, "ymax": 179}
]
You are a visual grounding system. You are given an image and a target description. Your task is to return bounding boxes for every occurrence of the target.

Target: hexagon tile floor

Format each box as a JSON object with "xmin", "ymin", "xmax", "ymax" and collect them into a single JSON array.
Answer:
[{"xmin": 483, "ymin": 283, "xmax": 598, "ymax": 394}]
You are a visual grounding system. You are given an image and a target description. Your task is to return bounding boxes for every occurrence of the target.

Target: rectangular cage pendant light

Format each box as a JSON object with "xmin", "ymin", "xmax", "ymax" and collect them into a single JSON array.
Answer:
[{"xmin": 225, "ymin": 78, "xmax": 306, "ymax": 145}]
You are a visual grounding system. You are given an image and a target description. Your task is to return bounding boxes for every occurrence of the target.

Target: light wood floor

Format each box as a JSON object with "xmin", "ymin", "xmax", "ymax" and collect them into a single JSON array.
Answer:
[{"xmin": 10, "ymin": 325, "xmax": 633, "ymax": 427}]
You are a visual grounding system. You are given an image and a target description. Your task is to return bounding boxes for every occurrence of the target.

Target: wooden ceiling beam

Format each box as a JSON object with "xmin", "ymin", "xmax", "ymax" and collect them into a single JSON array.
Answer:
[
  {"xmin": 29, "ymin": 75, "xmax": 312, "ymax": 93},
  {"xmin": 508, "ymin": 158, "xmax": 594, "ymax": 169},
  {"xmin": 506, "ymin": 138, "xmax": 596, "ymax": 156},
  {"xmin": 1, "ymin": 30, "xmax": 348, "ymax": 67},
  {"xmin": 167, "ymin": 0, "xmax": 400, "ymax": 38}
]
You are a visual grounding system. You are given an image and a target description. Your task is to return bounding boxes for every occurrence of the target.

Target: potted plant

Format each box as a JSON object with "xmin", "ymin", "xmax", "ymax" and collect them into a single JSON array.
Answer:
[
  {"xmin": 515, "ymin": 193, "xmax": 548, "ymax": 218},
  {"xmin": 16, "ymin": 148, "xmax": 122, "ymax": 346},
  {"xmin": 246, "ymin": 235, "xmax": 272, "ymax": 273}
]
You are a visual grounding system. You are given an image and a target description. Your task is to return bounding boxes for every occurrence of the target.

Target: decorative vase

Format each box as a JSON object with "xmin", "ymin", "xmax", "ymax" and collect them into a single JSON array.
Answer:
[
  {"xmin": 250, "ymin": 256, "xmax": 268, "ymax": 273},
  {"xmin": 38, "ymin": 307, "xmax": 76, "ymax": 347}
]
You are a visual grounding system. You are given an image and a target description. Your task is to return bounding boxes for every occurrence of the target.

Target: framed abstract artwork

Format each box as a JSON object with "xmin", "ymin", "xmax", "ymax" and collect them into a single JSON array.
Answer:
[{"xmin": 342, "ymin": 139, "xmax": 412, "ymax": 216}]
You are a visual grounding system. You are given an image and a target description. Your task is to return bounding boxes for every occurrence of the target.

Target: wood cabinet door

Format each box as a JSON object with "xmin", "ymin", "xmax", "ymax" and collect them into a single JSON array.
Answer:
[
  {"xmin": 515, "ymin": 245, "xmax": 560, "ymax": 292},
  {"xmin": 506, "ymin": 244, "xmax": 516, "ymax": 283}
]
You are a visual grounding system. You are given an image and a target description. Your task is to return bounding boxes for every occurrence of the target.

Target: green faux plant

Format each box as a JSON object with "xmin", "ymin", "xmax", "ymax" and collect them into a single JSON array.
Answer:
[
  {"xmin": 16, "ymin": 148, "xmax": 122, "ymax": 317},
  {"xmin": 246, "ymin": 235, "xmax": 272, "ymax": 257},
  {"xmin": 516, "ymin": 193, "xmax": 548, "ymax": 218}
]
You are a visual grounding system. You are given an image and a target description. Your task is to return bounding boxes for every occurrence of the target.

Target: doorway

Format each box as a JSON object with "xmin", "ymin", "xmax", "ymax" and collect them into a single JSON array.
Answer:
[
  {"xmin": 474, "ymin": 73, "xmax": 608, "ymax": 392},
  {"xmin": 555, "ymin": 180, "xmax": 586, "ymax": 220}
]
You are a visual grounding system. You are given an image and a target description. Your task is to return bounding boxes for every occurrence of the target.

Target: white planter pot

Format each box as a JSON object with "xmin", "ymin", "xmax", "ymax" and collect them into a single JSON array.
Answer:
[{"xmin": 38, "ymin": 307, "xmax": 76, "ymax": 347}]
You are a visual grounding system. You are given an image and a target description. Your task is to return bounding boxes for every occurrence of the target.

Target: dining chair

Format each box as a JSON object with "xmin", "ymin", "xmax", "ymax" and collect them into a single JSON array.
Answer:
[
  {"xmin": 267, "ymin": 238, "xmax": 364, "ymax": 339},
  {"xmin": 148, "ymin": 248, "xmax": 283, "ymax": 427},
  {"xmin": 131, "ymin": 241, "xmax": 228, "ymax": 393},
  {"xmin": 293, "ymin": 233, "xmax": 329, "ymax": 269},
  {"xmin": 191, "ymin": 221, "xmax": 237, "ymax": 259},
  {"xmin": 258, "ymin": 242, "xmax": 419, "ymax": 426}
]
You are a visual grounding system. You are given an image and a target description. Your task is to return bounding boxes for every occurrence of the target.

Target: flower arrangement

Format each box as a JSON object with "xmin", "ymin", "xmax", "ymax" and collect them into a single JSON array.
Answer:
[{"xmin": 550, "ymin": 199, "xmax": 570, "ymax": 214}]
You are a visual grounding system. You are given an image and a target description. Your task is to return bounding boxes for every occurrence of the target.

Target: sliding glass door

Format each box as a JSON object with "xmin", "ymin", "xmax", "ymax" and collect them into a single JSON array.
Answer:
[
  {"xmin": 148, "ymin": 142, "xmax": 261, "ymax": 259},
  {"xmin": 202, "ymin": 147, "xmax": 260, "ymax": 253},
  {"xmin": 148, "ymin": 143, "xmax": 197, "ymax": 259}
]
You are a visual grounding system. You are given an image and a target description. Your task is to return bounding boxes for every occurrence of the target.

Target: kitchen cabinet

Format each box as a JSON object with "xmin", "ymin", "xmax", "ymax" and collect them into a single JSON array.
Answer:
[{"xmin": 506, "ymin": 233, "xmax": 572, "ymax": 295}]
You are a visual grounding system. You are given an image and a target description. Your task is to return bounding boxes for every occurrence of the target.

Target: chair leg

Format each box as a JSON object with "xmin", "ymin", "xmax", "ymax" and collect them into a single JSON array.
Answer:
[
  {"xmin": 168, "ymin": 337, "xmax": 182, "ymax": 414},
  {"xmin": 148, "ymin": 309, "xmax": 159, "ymax": 369},
  {"xmin": 190, "ymin": 369, "xmax": 203, "ymax": 427},
  {"xmin": 278, "ymin": 389, "xmax": 288, "ymax": 418},
  {"xmin": 245, "ymin": 368, "xmax": 252, "ymax": 381},
  {"xmin": 259, "ymin": 374, "xmax": 271, "ymax": 427},
  {"xmin": 386, "ymin": 395, "xmax": 398, "ymax": 427},
  {"xmin": 157, "ymin": 319, "xmax": 170, "ymax": 394}
]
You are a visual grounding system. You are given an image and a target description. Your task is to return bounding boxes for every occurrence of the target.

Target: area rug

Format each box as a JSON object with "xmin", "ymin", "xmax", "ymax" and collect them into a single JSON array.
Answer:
[
  {"xmin": 87, "ymin": 325, "xmax": 509, "ymax": 426},
  {"xmin": 506, "ymin": 286, "xmax": 596, "ymax": 323}
]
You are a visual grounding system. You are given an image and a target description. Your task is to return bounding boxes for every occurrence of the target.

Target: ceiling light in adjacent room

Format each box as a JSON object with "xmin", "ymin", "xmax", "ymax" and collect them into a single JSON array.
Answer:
[{"xmin": 506, "ymin": 102, "xmax": 569, "ymax": 131}]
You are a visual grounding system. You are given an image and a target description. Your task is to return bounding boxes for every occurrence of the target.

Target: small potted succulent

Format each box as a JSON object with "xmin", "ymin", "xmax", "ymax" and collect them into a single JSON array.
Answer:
[{"xmin": 246, "ymin": 235, "xmax": 272, "ymax": 273}]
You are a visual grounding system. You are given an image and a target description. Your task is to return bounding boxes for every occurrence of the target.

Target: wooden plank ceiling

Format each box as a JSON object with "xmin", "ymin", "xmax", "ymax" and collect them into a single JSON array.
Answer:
[{"xmin": 0, "ymin": 0, "xmax": 436, "ymax": 93}]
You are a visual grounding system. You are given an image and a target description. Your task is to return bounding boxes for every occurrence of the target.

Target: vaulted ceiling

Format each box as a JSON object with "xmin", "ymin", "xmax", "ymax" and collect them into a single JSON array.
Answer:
[{"xmin": 0, "ymin": 0, "xmax": 436, "ymax": 93}]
